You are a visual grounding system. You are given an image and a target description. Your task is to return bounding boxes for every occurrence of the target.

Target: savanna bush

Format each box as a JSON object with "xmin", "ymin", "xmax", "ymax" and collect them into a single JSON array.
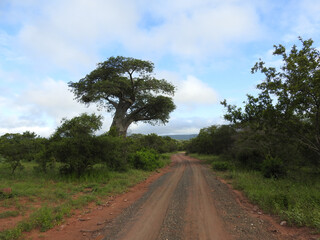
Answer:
[
  {"xmin": 236, "ymin": 148, "xmax": 264, "ymax": 170},
  {"xmin": 129, "ymin": 149, "xmax": 162, "ymax": 171},
  {"xmin": 261, "ymin": 155, "xmax": 287, "ymax": 179},
  {"xmin": 212, "ymin": 161, "xmax": 233, "ymax": 171},
  {"xmin": 97, "ymin": 135, "xmax": 129, "ymax": 171}
]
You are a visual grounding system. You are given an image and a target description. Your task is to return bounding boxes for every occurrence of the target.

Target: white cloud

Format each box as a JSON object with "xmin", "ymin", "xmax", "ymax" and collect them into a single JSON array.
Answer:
[
  {"xmin": 0, "ymin": 78, "xmax": 113, "ymax": 137},
  {"xmin": 128, "ymin": 0, "xmax": 263, "ymax": 59},
  {"xmin": 21, "ymin": 78, "xmax": 88, "ymax": 120},
  {"xmin": 156, "ymin": 70, "xmax": 218, "ymax": 106},
  {"xmin": 10, "ymin": 0, "xmax": 264, "ymax": 73},
  {"xmin": 15, "ymin": 0, "xmax": 139, "ymax": 71},
  {"xmin": 128, "ymin": 116, "xmax": 225, "ymax": 135},
  {"xmin": 175, "ymin": 76, "xmax": 218, "ymax": 105}
]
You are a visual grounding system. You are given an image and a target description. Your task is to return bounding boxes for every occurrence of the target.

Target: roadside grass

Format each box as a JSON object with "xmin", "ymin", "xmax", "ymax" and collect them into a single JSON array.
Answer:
[
  {"xmin": 191, "ymin": 153, "xmax": 320, "ymax": 231},
  {"xmin": 0, "ymin": 155, "xmax": 171, "ymax": 240}
]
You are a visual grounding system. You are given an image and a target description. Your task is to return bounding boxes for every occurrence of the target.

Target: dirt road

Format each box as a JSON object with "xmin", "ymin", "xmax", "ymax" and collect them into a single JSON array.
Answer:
[
  {"xmin": 99, "ymin": 154, "xmax": 278, "ymax": 240},
  {"xmin": 27, "ymin": 153, "xmax": 316, "ymax": 240}
]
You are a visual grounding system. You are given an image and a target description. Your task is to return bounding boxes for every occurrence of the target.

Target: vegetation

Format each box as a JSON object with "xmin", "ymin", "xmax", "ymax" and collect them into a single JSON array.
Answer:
[
  {"xmin": 0, "ymin": 128, "xmax": 177, "ymax": 239},
  {"xmin": 0, "ymin": 110, "xmax": 179, "ymax": 239},
  {"xmin": 68, "ymin": 56, "xmax": 176, "ymax": 136},
  {"xmin": 186, "ymin": 38, "xmax": 320, "ymax": 231},
  {"xmin": 0, "ymin": 54, "xmax": 180, "ymax": 239},
  {"xmin": 192, "ymin": 153, "xmax": 320, "ymax": 230},
  {"xmin": 0, "ymin": 161, "xmax": 152, "ymax": 240}
]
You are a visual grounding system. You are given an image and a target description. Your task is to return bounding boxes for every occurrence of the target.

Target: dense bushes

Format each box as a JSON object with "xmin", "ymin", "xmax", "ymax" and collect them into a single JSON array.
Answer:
[
  {"xmin": 186, "ymin": 125, "xmax": 235, "ymax": 155},
  {"xmin": 212, "ymin": 161, "xmax": 232, "ymax": 171},
  {"xmin": 261, "ymin": 155, "xmax": 287, "ymax": 179},
  {"xmin": 129, "ymin": 149, "xmax": 163, "ymax": 171},
  {"xmin": 0, "ymin": 132, "xmax": 45, "ymax": 174},
  {"xmin": 186, "ymin": 123, "xmax": 313, "ymax": 179},
  {"xmin": 129, "ymin": 133, "xmax": 180, "ymax": 153},
  {"xmin": 0, "ymin": 113, "xmax": 177, "ymax": 177}
]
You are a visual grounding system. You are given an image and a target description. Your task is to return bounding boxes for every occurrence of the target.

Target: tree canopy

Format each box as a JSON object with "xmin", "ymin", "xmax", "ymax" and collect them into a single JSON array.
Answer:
[
  {"xmin": 68, "ymin": 56, "xmax": 176, "ymax": 136},
  {"xmin": 222, "ymin": 37, "xmax": 320, "ymax": 163}
]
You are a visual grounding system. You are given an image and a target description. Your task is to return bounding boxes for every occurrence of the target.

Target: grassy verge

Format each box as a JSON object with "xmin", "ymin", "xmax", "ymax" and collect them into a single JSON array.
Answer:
[
  {"xmin": 191, "ymin": 153, "xmax": 320, "ymax": 231},
  {"xmin": 0, "ymin": 155, "xmax": 171, "ymax": 240}
]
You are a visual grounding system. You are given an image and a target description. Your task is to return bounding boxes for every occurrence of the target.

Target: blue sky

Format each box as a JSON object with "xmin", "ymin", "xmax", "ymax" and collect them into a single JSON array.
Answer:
[{"xmin": 1, "ymin": 0, "xmax": 320, "ymax": 137}]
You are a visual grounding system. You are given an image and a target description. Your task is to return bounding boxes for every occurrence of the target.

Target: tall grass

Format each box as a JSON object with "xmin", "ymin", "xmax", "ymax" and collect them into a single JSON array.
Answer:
[
  {"xmin": 232, "ymin": 171, "xmax": 320, "ymax": 229},
  {"xmin": 0, "ymin": 157, "xmax": 170, "ymax": 240},
  {"xmin": 192, "ymin": 154, "xmax": 320, "ymax": 231}
]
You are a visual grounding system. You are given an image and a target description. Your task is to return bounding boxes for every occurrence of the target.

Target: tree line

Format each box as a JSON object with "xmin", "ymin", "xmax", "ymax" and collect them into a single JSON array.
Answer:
[{"xmin": 0, "ymin": 114, "xmax": 182, "ymax": 176}]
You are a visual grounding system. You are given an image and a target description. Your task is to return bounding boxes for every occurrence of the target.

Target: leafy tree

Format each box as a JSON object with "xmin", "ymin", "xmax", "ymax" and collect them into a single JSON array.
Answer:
[
  {"xmin": 222, "ymin": 37, "xmax": 320, "ymax": 165},
  {"xmin": 69, "ymin": 56, "xmax": 176, "ymax": 136},
  {"xmin": 0, "ymin": 132, "xmax": 39, "ymax": 174},
  {"xmin": 129, "ymin": 133, "xmax": 179, "ymax": 153},
  {"xmin": 186, "ymin": 125, "xmax": 235, "ymax": 155},
  {"xmin": 49, "ymin": 113, "xmax": 103, "ymax": 176}
]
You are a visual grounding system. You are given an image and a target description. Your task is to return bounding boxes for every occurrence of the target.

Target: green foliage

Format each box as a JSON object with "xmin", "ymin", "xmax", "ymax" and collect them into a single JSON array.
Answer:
[
  {"xmin": 0, "ymin": 132, "xmax": 44, "ymax": 174},
  {"xmin": 49, "ymin": 113, "xmax": 103, "ymax": 176},
  {"xmin": 129, "ymin": 133, "xmax": 179, "ymax": 153},
  {"xmin": 222, "ymin": 37, "xmax": 320, "ymax": 166},
  {"xmin": 212, "ymin": 161, "xmax": 232, "ymax": 171},
  {"xmin": 96, "ymin": 134, "xmax": 129, "ymax": 171},
  {"xmin": 129, "ymin": 149, "xmax": 163, "ymax": 171},
  {"xmin": 0, "ymin": 159, "xmax": 153, "ymax": 240},
  {"xmin": 236, "ymin": 147, "xmax": 264, "ymax": 170},
  {"xmin": 69, "ymin": 56, "xmax": 176, "ymax": 136},
  {"xmin": 0, "ymin": 211, "xmax": 19, "ymax": 219},
  {"xmin": 186, "ymin": 125, "xmax": 235, "ymax": 155},
  {"xmin": 261, "ymin": 155, "xmax": 287, "ymax": 179},
  {"xmin": 232, "ymin": 170, "xmax": 320, "ymax": 230}
]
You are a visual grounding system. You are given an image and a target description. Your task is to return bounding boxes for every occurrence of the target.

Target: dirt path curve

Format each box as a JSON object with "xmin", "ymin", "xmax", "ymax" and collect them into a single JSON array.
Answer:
[{"xmin": 99, "ymin": 153, "xmax": 277, "ymax": 240}]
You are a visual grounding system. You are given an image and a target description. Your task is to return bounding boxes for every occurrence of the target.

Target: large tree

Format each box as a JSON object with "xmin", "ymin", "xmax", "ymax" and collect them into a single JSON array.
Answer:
[
  {"xmin": 69, "ymin": 56, "xmax": 176, "ymax": 136},
  {"xmin": 222, "ymin": 37, "xmax": 320, "ymax": 163}
]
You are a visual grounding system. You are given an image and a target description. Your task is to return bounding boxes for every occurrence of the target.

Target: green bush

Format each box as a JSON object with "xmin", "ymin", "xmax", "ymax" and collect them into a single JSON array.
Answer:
[
  {"xmin": 129, "ymin": 149, "xmax": 162, "ymax": 171},
  {"xmin": 49, "ymin": 113, "xmax": 103, "ymax": 176},
  {"xmin": 237, "ymin": 148, "xmax": 264, "ymax": 170},
  {"xmin": 212, "ymin": 161, "xmax": 232, "ymax": 171},
  {"xmin": 261, "ymin": 155, "xmax": 287, "ymax": 179},
  {"xmin": 97, "ymin": 135, "xmax": 129, "ymax": 171}
]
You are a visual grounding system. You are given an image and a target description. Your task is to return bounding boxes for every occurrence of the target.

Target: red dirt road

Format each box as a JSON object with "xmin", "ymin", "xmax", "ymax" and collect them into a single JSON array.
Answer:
[
  {"xmin": 107, "ymin": 153, "xmax": 230, "ymax": 240},
  {"xmin": 27, "ymin": 153, "xmax": 319, "ymax": 240}
]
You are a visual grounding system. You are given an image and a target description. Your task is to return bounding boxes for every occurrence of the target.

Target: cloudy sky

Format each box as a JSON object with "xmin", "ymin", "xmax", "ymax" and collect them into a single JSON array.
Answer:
[{"xmin": 1, "ymin": 0, "xmax": 320, "ymax": 137}]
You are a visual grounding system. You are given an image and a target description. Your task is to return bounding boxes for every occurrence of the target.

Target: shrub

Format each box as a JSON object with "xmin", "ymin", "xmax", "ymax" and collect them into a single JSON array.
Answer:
[
  {"xmin": 261, "ymin": 155, "xmax": 287, "ymax": 179},
  {"xmin": 129, "ymin": 149, "xmax": 162, "ymax": 171},
  {"xmin": 212, "ymin": 161, "xmax": 232, "ymax": 171},
  {"xmin": 49, "ymin": 113, "xmax": 103, "ymax": 176},
  {"xmin": 97, "ymin": 135, "xmax": 129, "ymax": 171},
  {"xmin": 237, "ymin": 148, "xmax": 264, "ymax": 170}
]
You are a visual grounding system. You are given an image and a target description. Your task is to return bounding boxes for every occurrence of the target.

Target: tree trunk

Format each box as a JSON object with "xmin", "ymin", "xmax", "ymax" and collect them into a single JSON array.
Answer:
[
  {"xmin": 109, "ymin": 102, "xmax": 133, "ymax": 137},
  {"xmin": 110, "ymin": 118, "xmax": 130, "ymax": 137}
]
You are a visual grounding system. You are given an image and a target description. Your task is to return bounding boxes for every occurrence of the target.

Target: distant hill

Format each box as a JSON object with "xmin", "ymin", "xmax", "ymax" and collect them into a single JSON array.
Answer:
[{"xmin": 163, "ymin": 134, "xmax": 198, "ymax": 140}]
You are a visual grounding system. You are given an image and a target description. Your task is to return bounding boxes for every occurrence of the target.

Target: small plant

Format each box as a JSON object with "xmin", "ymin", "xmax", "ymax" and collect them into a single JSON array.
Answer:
[{"xmin": 261, "ymin": 155, "xmax": 287, "ymax": 179}]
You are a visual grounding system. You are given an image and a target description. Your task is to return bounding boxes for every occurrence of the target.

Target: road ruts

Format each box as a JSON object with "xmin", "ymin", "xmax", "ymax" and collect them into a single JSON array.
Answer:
[{"xmin": 101, "ymin": 153, "xmax": 231, "ymax": 240}]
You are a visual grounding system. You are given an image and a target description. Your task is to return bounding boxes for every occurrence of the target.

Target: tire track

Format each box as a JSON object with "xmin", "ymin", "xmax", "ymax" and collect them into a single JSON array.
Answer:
[{"xmin": 101, "ymin": 154, "xmax": 232, "ymax": 240}]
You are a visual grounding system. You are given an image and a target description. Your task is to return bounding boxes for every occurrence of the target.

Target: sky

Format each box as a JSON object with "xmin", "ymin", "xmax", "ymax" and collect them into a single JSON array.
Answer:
[{"xmin": 1, "ymin": 0, "xmax": 320, "ymax": 137}]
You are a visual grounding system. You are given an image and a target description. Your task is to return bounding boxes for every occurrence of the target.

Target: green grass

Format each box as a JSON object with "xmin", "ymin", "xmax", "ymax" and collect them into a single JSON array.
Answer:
[
  {"xmin": 193, "ymin": 154, "xmax": 320, "ymax": 231},
  {"xmin": 232, "ymin": 171, "xmax": 320, "ymax": 229},
  {"xmin": 0, "ymin": 155, "xmax": 171, "ymax": 240},
  {"xmin": 0, "ymin": 211, "xmax": 19, "ymax": 219}
]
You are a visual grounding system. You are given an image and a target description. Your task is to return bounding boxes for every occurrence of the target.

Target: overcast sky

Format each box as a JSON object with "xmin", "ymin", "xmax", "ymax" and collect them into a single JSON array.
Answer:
[{"xmin": 1, "ymin": 0, "xmax": 320, "ymax": 137}]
